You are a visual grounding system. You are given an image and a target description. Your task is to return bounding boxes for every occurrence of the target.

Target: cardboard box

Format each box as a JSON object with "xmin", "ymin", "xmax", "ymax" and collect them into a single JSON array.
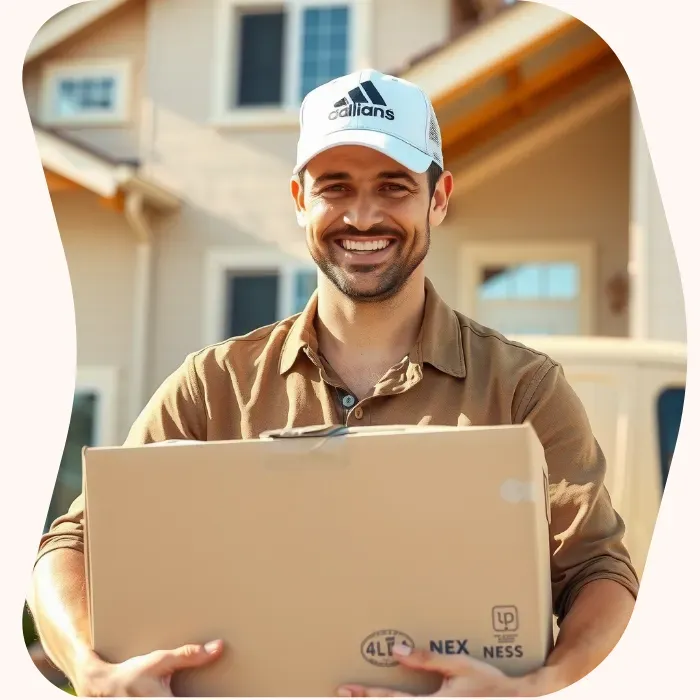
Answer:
[{"xmin": 83, "ymin": 423, "xmax": 553, "ymax": 697}]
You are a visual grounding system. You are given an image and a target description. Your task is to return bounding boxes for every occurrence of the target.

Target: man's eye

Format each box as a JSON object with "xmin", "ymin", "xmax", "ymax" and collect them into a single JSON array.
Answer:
[{"xmin": 382, "ymin": 184, "xmax": 407, "ymax": 192}]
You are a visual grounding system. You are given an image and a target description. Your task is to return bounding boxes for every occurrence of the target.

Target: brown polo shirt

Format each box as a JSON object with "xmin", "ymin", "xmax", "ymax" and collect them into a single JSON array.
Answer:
[{"xmin": 37, "ymin": 278, "xmax": 639, "ymax": 622}]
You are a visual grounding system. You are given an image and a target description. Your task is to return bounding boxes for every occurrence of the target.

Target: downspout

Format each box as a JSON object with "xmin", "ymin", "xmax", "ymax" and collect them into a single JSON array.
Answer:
[{"xmin": 124, "ymin": 191, "xmax": 153, "ymax": 425}]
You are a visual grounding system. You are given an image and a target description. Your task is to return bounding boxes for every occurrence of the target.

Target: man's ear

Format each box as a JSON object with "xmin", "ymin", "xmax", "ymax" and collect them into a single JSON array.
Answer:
[
  {"xmin": 290, "ymin": 175, "xmax": 307, "ymax": 228},
  {"xmin": 429, "ymin": 170, "xmax": 454, "ymax": 228}
]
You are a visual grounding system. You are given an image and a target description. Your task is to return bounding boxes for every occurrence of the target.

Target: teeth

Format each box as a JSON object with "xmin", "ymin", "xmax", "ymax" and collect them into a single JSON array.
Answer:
[{"xmin": 340, "ymin": 239, "xmax": 391, "ymax": 251}]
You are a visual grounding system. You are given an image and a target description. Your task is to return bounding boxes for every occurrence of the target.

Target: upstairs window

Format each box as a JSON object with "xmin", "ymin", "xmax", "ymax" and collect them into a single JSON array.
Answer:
[
  {"xmin": 40, "ymin": 60, "xmax": 131, "ymax": 126},
  {"xmin": 228, "ymin": 1, "xmax": 352, "ymax": 112}
]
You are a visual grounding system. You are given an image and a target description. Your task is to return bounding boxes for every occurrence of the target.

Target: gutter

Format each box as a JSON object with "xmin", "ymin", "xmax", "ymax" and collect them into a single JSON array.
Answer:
[{"xmin": 124, "ymin": 191, "xmax": 154, "ymax": 425}]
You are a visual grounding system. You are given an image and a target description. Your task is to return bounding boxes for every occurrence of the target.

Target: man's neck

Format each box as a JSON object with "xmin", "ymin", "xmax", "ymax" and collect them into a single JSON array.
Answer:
[{"xmin": 314, "ymin": 270, "xmax": 427, "ymax": 392}]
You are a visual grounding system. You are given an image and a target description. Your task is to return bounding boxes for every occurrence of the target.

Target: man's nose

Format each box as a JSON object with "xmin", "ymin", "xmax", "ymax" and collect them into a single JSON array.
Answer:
[{"xmin": 343, "ymin": 194, "xmax": 384, "ymax": 232}]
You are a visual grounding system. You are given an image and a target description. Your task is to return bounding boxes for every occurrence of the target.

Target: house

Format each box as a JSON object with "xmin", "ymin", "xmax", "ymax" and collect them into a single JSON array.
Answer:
[{"xmin": 23, "ymin": 0, "xmax": 684, "ymax": 529}]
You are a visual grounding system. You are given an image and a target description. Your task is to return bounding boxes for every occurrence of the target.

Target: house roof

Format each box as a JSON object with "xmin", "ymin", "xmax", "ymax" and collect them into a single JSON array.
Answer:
[
  {"xmin": 391, "ymin": 1, "xmax": 518, "ymax": 77},
  {"xmin": 400, "ymin": 1, "xmax": 578, "ymax": 108},
  {"xmin": 25, "ymin": 0, "xmax": 136, "ymax": 63},
  {"xmin": 397, "ymin": 1, "xmax": 622, "ymax": 163},
  {"xmin": 36, "ymin": 123, "xmax": 179, "ymax": 211}
]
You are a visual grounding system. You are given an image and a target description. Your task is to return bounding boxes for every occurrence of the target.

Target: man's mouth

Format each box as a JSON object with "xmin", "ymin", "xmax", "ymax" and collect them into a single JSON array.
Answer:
[{"xmin": 335, "ymin": 237, "xmax": 396, "ymax": 254}]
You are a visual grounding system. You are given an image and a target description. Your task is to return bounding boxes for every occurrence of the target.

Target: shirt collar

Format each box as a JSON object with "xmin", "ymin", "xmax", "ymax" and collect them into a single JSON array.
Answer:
[{"xmin": 279, "ymin": 277, "xmax": 466, "ymax": 379}]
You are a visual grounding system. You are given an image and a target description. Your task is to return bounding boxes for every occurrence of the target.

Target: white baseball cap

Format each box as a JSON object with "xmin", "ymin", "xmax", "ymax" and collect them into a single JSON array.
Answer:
[{"xmin": 294, "ymin": 69, "xmax": 443, "ymax": 175}]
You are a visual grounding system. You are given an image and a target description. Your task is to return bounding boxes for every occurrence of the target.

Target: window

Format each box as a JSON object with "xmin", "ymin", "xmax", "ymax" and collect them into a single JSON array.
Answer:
[
  {"xmin": 224, "ymin": 0, "xmax": 353, "ymax": 114},
  {"xmin": 206, "ymin": 250, "xmax": 318, "ymax": 344},
  {"xmin": 44, "ymin": 392, "xmax": 98, "ymax": 531},
  {"xmin": 656, "ymin": 386, "xmax": 685, "ymax": 492},
  {"xmin": 40, "ymin": 60, "xmax": 131, "ymax": 126},
  {"xmin": 226, "ymin": 271, "xmax": 281, "ymax": 337},
  {"xmin": 294, "ymin": 269, "xmax": 318, "ymax": 313},
  {"xmin": 479, "ymin": 263, "xmax": 579, "ymax": 301},
  {"xmin": 236, "ymin": 11, "xmax": 287, "ymax": 106},
  {"xmin": 459, "ymin": 243, "xmax": 595, "ymax": 336},
  {"xmin": 225, "ymin": 269, "xmax": 317, "ymax": 338},
  {"xmin": 299, "ymin": 6, "xmax": 349, "ymax": 100}
]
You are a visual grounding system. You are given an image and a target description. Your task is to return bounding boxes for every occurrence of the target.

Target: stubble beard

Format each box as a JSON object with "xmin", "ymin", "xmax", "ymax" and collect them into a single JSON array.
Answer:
[{"xmin": 310, "ymin": 218, "xmax": 431, "ymax": 303}]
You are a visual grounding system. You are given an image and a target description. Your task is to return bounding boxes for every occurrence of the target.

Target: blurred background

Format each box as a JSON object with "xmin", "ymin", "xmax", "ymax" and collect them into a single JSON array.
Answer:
[{"xmin": 23, "ymin": 0, "xmax": 686, "ymax": 691}]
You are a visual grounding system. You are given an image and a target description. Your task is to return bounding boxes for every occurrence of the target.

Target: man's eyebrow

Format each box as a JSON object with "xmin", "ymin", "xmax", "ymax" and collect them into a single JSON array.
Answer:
[
  {"xmin": 376, "ymin": 170, "xmax": 419, "ymax": 187},
  {"xmin": 310, "ymin": 170, "xmax": 420, "ymax": 188},
  {"xmin": 313, "ymin": 172, "xmax": 352, "ymax": 185}
]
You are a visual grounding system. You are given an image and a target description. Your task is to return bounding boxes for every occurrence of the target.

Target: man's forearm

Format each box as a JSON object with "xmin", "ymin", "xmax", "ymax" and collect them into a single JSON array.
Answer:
[
  {"xmin": 525, "ymin": 579, "xmax": 635, "ymax": 695},
  {"xmin": 28, "ymin": 549, "xmax": 100, "ymax": 687}
]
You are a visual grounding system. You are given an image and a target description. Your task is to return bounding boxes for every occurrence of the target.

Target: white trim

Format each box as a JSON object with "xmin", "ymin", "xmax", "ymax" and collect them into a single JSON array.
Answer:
[
  {"xmin": 212, "ymin": 0, "xmax": 367, "ymax": 122},
  {"xmin": 75, "ymin": 366, "xmax": 119, "ymax": 447},
  {"xmin": 628, "ymin": 97, "xmax": 651, "ymax": 340},
  {"xmin": 401, "ymin": 1, "xmax": 572, "ymax": 102},
  {"xmin": 209, "ymin": 109, "xmax": 300, "ymax": 130},
  {"xmin": 352, "ymin": 0, "xmax": 372, "ymax": 69},
  {"xmin": 458, "ymin": 241, "xmax": 597, "ymax": 335},
  {"xmin": 35, "ymin": 126, "xmax": 180, "ymax": 210},
  {"xmin": 25, "ymin": 0, "xmax": 134, "ymax": 64},
  {"xmin": 36, "ymin": 126, "xmax": 126, "ymax": 197},
  {"xmin": 451, "ymin": 78, "xmax": 631, "ymax": 195},
  {"xmin": 124, "ymin": 192, "xmax": 154, "ymax": 428},
  {"xmin": 203, "ymin": 247, "xmax": 316, "ymax": 346},
  {"xmin": 39, "ymin": 58, "xmax": 133, "ymax": 127}
]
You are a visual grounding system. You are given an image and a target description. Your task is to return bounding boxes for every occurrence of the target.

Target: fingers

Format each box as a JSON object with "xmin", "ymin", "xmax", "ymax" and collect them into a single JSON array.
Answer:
[
  {"xmin": 337, "ymin": 684, "xmax": 413, "ymax": 697},
  {"xmin": 393, "ymin": 644, "xmax": 498, "ymax": 679},
  {"xmin": 148, "ymin": 640, "xmax": 225, "ymax": 675}
]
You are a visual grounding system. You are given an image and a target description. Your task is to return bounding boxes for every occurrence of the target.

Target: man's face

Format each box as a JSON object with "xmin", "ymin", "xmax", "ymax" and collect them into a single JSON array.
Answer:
[{"xmin": 291, "ymin": 145, "xmax": 452, "ymax": 302}]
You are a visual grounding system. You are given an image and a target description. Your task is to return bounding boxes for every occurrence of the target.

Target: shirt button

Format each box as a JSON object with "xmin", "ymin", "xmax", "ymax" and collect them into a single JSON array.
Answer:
[
  {"xmin": 342, "ymin": 394, "xmax": 356, "ymax": 408},
  {"xmin": 354, "ymin": 407, "xmax": 364, "ymax": 420}
]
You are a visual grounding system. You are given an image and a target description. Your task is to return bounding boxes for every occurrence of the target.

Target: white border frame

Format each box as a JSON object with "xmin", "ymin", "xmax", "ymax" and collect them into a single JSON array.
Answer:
[
  {"xmin": 458, "ymin": 240, "xmax": 597, "ymax": 335},
  {"xmin": 211, "ymin": 0, "xmax": 371, "ymax": 128},
  {"xmin": 39, "ymin": 57, "xmax": 133, "ymax": 127},
  {"xmin": 203, "ymin": 247, "xmax": 317, "ymax": 346},
  {"xmin": 75, "ymin": 365, "xmax": 119, "ymax": 447}
]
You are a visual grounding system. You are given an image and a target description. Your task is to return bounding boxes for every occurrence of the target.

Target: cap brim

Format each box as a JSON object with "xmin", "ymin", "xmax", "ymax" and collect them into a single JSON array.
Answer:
[{"xmin": 294, "ymin": 129, "xmax": 434, "ymax": 175}]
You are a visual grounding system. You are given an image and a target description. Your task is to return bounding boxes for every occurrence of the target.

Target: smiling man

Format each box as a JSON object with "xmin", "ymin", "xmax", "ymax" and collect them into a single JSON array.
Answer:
[{"xmin": 30, "ymin": 70, "xmax": 638, "ymax": 698}]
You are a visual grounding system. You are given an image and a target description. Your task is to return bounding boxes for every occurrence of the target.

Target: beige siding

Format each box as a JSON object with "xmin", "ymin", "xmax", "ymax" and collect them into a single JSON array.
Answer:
[
  {"xmin": 427, "ymin": 99, "xmax": 632, "ymax": 338},
  {"xmin": 23, "ymin": 0, "xmax": 147, "ymax": 161},
  {"xmin": 372, "ymin": 0, "xmax": 452, "ymax": 73},
  {"xmin": 141, "ymin": 0, "xmax": 296, "ymax": 386},
  {"xmin": 53, "ymin": 191, "xmax": 136, "ymax": 441}
]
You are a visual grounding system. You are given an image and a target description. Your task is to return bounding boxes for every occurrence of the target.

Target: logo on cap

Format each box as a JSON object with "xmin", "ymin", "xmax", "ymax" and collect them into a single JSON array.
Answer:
[{"xmin": 329, "ymin": 80, "xmax": 395, "ymax": 121}]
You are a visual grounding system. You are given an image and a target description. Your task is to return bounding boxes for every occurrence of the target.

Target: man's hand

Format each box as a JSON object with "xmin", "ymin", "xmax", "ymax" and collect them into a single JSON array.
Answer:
[
  {"xmin": 337, "ymin": 644, "xmax": 534, "ymax": 698},
  {"xmin": 73, "ymin": 640, "xmax": 225, "ymax": 697}
]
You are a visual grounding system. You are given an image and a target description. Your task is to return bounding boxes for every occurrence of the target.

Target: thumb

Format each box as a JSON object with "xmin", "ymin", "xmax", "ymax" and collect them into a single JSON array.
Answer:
[
  {"xmin": 148, "ymin": 640, "xmax": 225, "ymax": 675},
  {"xmin": 392, "ymin": 644, "xmax": 494, "ymax": 678}
]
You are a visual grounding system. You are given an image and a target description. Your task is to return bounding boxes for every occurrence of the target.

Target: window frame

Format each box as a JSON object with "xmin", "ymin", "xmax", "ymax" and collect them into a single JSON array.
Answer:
[
  {"xmin": 39, "ymin": 58, "xmax": 133, "ymax": 127},
  {"xmin": 75, "ymin": 366, "xmax": 120, "ymax": 446},
  {"xmin": 211, "ymin": 0, "xmax": 371, "ymax": 128},
  {"xmin": 203, "ymin": 248, "xmax": 317, "ymax": 345},
  {"xmin": 458, "ymin": 241, "xmax": 596, "ymax": 335}
]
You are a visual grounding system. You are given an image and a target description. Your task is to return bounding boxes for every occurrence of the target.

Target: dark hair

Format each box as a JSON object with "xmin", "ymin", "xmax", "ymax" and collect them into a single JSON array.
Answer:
[{"xmin": 297, "ymin": 159, "xmax": 444, "ymax": 199}]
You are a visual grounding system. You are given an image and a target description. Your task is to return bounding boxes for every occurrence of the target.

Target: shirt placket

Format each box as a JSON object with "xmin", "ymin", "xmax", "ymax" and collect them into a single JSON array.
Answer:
[{"xmin": 311, "ymin": 348, "xmax": 424, "ymax": 428}]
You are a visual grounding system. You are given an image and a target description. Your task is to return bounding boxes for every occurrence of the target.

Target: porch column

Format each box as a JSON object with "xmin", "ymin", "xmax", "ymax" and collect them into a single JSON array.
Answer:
[{"xmin": 628, "ymin": 97, "xmax": 686, "ymax": 342}]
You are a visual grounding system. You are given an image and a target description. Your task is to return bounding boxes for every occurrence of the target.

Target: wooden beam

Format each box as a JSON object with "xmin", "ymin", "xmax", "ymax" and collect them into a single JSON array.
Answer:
[
  {"xmin": 445, "ymin": 48, "xmax": 620, "ymax": 162},
  {"xmin": 450, "ymin": 78, "xmax": 630, "ymax": 195},
  {"xmin": 441, "ymin": 36, "xmax": 614, "ymax": 148},
  {"xmin": 431, "ymin": 15, "xmax": 582, "ymax": 110},
  {"xmin": 441, "ymin": 35, "xmax": 618, "ymax": 161},
  {"xmin": 43, "ymin": 168, "xmax": 81, "ymax": 193},
  {"xmin": 98, "ymin": 191, "xmax": 126, "ymax": 213}
]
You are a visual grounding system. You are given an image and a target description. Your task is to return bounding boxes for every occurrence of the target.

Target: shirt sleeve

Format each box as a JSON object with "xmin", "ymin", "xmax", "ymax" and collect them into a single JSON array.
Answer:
[
  {"xmin": 516, "ymin": 358, "xmax": 640, "ymax": 623},
  {"xmin": 34, "ymin": 353, "xmax": 205, "ymax": 566}
]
